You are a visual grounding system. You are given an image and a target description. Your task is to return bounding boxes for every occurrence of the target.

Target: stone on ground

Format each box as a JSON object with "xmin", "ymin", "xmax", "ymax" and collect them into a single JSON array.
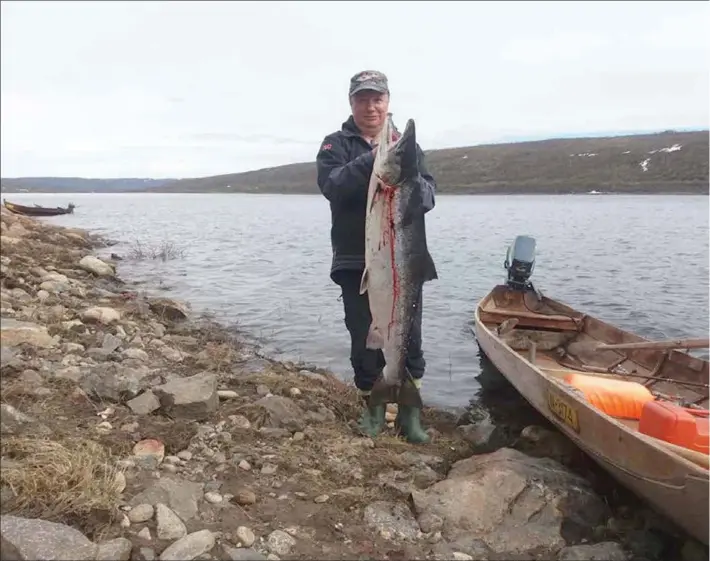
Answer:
[
  {"xmin": 0, "ymin": 515, "xmax": 98, "ymax": 560},
  {"xmin": 129, "ymin": 477, "xmax": 204, "ymax": 522},
  {"xmin": 153, "ymin": 372, "xmax": 218, "ymax": 421},
  {"xmin": 158, "ymin": 529, "xmax": 215, "ymax": 560},
  {"xmin": 410, "ymin": 447, "xmax": 608, "ymax": 556},
  {"xmin": 0, "ymin": 318, "xmax": 57, "ymax": 348}
]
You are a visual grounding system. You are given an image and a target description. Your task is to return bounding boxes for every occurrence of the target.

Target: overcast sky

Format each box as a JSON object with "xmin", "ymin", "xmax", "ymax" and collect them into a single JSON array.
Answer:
[{"xmin": 1, "ymin": 1, "xmax": 708, "ymax": 178}]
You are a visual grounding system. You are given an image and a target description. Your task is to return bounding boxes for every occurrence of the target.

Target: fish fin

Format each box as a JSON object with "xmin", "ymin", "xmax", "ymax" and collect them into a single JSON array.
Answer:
[
  {"xmin": 412, "ymin": 250, "xmax": 438, "ymax": 283},
  {"xmin": 365, "ymin": 325, "xmax": 385, "ymax": 350},
  {"xmin": 359, "ymin": 268, "xmax": 369, "ymax": 295},
  {"xmin": 369, "ymin": 183, "xmax": 383, "ymax": 213},
  {"xmin": 423, "ymin": 250, "xmax": 438, "ymax": 282}
]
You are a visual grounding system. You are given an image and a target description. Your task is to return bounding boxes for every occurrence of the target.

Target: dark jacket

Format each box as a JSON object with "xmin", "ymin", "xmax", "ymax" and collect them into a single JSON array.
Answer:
[{"xmin": 316, "ymin": 115, "xmax": 437, "ymax": 282}]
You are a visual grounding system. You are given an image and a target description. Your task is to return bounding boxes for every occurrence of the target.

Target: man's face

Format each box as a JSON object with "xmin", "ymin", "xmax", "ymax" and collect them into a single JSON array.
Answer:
[{"xmin": 350, "ymin": 90, "xmax": 389, "ymax": 133}]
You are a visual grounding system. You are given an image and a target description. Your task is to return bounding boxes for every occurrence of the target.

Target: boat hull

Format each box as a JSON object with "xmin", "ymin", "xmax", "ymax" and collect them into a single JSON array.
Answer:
[
  {"xmin": 474, "ymin": 287, "xmax": 709, "ymax": 545},
  {"xmin": 3, "ymin": 200, "xmax": 74, "ymax": 217}
]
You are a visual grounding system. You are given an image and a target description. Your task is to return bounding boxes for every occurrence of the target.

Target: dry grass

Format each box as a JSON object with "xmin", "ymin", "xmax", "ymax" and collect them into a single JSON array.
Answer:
[
  {"xmin": 320, "ymin": 376, "xmax": 363, "ymax": 422},
  {"xmin": 1, "ymin": 233, "xmax": 85, "ymax": 270},
  {"xmin": 0, "ymin": 437, "xmax": 124, "ymax": 525},
  {"xmin": 127, "ymin": 240, "xmax": 187, "ymax": 261},
  {"xmin": 1, "ymin": 376, "xmax": 95, "ymax": 417},
  {"xmin": 186, "ymin": 317, "xmax": 245, "ymax": 373}
]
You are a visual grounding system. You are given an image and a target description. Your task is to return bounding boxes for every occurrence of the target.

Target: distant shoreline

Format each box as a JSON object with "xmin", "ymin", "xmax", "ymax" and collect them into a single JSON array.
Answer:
[
  {"xmin": 2, "ymin": 189, "xmax": 707, "ymax": 196},
  {"xmin": 2, "ymin": 129, "xmax": 707, "ymax": 196}
]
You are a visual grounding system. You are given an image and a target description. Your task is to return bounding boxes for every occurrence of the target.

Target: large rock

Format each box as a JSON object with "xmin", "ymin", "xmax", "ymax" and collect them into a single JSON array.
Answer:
[
  {"xmin": 129, "ymin": 477, "xmax": 204, "ymax": 522},
  {"xmin": 518, "ymin": 425, "xmax": 580, "ymax": 464},
  {"xmin": 410, "ymin": 447, "xmax": 608, "ymax": 557},
  {"xmin": 159, "ymin": 529, "xmax": 215, "ymax": 561},
  {"xmin": 148, "ymin": 298, "xmax": 190, "ymax": 322},
  {"xmin": 363, "ymin": 501, "xmax": 421, "ymax": 542},
  {"xmin": 127, "ymin": 390, "xmax": 161, "ymax": 415},
  {"xmin": 96, "ymin": 537, "xmax": 133, "ymax": 561},
  {"xmin": 155, "ymin": 503, "xmax": 187, "ymax": 540},
  {"xmin": 253, "ymin": 395, "xmax": 305, "ymax": 432},
  {"xmin": 558, "ymin": 541, "xmax": 628, "ymax": 560},
  {"xmin": 455, "ymin": 420, "xmax": 500, "ymax": 452},
  {"xmin": 153, "ymin": 373, "xmax": 218, "ymax": 421},
  {"xmin": 39, "ymin": 280, "xmax": 69, "ymax": 294},
  {"xmin": 265, "ymin": 530, "xmax": 296, "ymax": 556},
  {"xmin": 0, "ymin": 318, "xmax": 57, "ymax": 349},
  {"xmin": 122, "ymin": 347, "xmax": 149, "ymax": 361},
  {"xmin": 81, "ymin": 306, "xmax": 121, "ymax": 325},
  {"xmin": 79, "ymin": 363, "xmax": 153, "ymax": 402},
  {"xmin": 0, "ymin": 515, "xmax": 98, "ymax": 560},
  {"xmin": 78, "ymin": 255, "xmax": 115, "ymax": 277},
  {"xmin": 41, "ymin": 272, "xmax": 69, "ymax": 284}
]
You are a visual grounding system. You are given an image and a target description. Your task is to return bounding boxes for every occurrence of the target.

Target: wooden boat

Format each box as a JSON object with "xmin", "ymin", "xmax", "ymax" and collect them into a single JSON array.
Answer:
[
  {"xmin": 473, "ymin": 236, "xmax": 709, "ymax": 545},
  {"xmin": 3, "ymin": 199, "xmax": 75, "ymax": 217}
]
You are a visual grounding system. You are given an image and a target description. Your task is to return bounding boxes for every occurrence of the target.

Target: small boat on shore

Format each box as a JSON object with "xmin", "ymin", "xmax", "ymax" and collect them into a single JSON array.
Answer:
[
  {"xmin": 473, "ymin": 235, "xmax": 709, "ymax": 545},
  {"xmin": 3, "ymin": 199, "xmax": 75, "ymax": 217}
]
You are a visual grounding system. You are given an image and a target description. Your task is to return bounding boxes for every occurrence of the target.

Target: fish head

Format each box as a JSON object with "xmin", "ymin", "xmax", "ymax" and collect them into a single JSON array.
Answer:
[{"xmin": 374, "ymin": 117, "xmax": 418, "ymax": 188}]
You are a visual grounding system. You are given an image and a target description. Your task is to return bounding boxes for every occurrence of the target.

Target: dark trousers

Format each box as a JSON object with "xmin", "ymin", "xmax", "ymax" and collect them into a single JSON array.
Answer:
[{"xmin": 334, "ymin": 270, "xmax": 426, "ymax": 392}]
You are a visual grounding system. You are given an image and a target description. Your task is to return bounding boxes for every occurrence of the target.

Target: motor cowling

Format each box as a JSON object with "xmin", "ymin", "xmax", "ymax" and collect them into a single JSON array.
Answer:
[{"xmin": 504, "ymin": 235, "xmax": 536, "ymax": 290}]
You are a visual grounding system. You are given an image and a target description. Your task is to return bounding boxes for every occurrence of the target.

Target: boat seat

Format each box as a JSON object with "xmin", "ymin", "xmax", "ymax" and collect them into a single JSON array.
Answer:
[{"xmin": 479, "ymin": 309, "xmax": 580, "ymax": 332}]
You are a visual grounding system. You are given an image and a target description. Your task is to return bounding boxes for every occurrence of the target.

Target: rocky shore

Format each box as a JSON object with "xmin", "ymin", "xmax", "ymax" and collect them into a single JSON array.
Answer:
[{"xmin": 0, "ymin": 207, "xmax": 706, "ymax": 561}]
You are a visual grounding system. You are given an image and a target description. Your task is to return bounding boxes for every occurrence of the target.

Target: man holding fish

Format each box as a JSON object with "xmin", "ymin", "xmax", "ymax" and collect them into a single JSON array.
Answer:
[{"xmin": 316, "ymin": 70, "xmax": 438, "ymax": 444}]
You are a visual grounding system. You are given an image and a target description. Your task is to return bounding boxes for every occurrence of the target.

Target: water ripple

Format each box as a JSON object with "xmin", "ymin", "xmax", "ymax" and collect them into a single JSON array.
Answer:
[{"xmin": 16, "ymin": 192, "xmax": 710, "ymax": 408}]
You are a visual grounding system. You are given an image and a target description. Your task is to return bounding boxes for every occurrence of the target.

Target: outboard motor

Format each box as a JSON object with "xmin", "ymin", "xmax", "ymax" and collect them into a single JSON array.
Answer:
[{"xmin": 504, "ymin": 235, "xmax": 536, "ymax": 291}]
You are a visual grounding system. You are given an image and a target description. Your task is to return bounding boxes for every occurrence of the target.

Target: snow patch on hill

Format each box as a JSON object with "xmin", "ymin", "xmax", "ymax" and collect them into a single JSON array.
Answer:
[{"xmin": 639, "ymin": 144, "xmax": 683, "ymax": 172}]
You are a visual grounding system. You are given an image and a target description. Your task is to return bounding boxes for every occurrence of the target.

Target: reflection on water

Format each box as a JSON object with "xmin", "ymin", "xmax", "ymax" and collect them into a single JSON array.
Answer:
[{"xmin": 10, "ymin": 192, "xmax": 709, "ymax": 408}]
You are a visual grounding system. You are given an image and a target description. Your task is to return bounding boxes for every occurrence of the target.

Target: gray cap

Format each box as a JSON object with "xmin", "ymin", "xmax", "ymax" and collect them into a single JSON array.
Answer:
[{"xmin": 349, "ymin": 70, "xmax": 389, "ymax": 96}]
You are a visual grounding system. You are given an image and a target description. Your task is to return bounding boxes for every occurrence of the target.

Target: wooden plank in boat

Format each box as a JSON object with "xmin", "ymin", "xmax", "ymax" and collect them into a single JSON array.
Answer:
[{"xmin": 479, "ymin": 308, "xmax": 580, "ymax": 331}]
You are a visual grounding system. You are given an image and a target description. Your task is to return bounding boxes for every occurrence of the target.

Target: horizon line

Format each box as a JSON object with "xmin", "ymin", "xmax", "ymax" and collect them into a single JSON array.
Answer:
[{"xmin": 2, "ymin": 127, "xmax": 707, "ymax": 181}]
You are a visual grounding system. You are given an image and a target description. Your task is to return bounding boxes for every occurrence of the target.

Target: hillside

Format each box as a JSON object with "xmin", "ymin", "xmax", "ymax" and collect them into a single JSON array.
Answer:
[
  {"xmin": 146, "ymin": 130, "xmax": 710, "ymax": 195},
  {"xmin": 0, "ymin": 177, "xmax": 174, "ymax": 193},
  {"xmin": 2, "ymin": 130, "xmax": 708, "ymax": 195}
]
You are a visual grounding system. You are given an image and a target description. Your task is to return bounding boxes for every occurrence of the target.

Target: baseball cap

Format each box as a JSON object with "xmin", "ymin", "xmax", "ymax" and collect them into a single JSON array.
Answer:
[{"xmin": 349, "ymin": 70, "xmax": 389, "ymax": 96}]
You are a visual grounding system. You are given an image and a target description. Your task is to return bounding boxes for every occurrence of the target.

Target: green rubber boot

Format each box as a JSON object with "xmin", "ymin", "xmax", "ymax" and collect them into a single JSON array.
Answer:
[
  {"xmin": 395, "ymin": 377, "xmax": 430, "ymax": 444},
  {"xmin": 355, "ymin": 376, "xmax": 393, "ymax": 438},
  {"xmin": 356, "ymin": 401, "xmax": 386, "ymax": 437}
]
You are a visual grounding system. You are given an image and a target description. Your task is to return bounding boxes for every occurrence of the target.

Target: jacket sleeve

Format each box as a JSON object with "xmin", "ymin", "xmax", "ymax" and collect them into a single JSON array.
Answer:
[
  {"xmin": 416, "ymin": 145, "xmax": 436, "ymax": 213},
  {"xmin": 316, "ymin": 134, "xmax": 374, "ymax": 209}
]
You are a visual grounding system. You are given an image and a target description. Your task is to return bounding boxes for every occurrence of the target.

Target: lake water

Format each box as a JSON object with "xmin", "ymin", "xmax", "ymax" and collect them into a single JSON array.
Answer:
[{"xmin": 7, "ymin": 192, "xmax": 708, "ymax": 409}]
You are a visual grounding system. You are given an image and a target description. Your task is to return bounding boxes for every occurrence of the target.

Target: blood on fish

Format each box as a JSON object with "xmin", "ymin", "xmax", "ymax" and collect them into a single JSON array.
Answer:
[
  {"xmin": 371, "ymin": 169, "xmax": 400, "ymax": 339},
  {"xmin": 380, "ymin": 184, "xmax": 399, "ymax": 338}
]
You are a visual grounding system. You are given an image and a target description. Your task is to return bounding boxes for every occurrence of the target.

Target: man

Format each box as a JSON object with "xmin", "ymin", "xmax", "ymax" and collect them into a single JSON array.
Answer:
[{"xmin": 316, "ymin": 70, "xmax": 437, "ymax": 443}]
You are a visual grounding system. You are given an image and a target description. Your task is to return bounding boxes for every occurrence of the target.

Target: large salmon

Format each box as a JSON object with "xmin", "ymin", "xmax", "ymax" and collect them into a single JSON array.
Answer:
[{"xmin": 359, "ymin": 114, "xmax": 438, "ymax": 399}]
